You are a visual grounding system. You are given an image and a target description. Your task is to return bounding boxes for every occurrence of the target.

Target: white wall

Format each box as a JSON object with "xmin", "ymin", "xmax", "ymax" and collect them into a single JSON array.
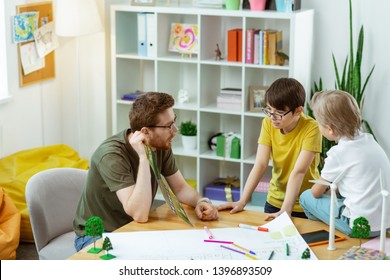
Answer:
[
  {"xmin": 1, "ymin": 0, "xmax": 390, "ymax": 160},
  {"xmin": 302, "ymin": 0, "xmax": 390, "ymax": 158},
  {"xmin": 0, "ymin": 0, "xmax": 108, "ymax": 159}
]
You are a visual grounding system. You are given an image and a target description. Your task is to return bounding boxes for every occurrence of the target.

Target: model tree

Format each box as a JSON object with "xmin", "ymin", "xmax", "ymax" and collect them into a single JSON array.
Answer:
[
  {"xmin": 351, "ymin": 216, "xmax": 371, "ymax": 247},
  {"xmin": 301, "ymin": 248, "xmax": 311, "ymax": 259},
  {"xmin": 100, "ymin": 236, "xmax": 116, "ymax": 260},
  {"xmin": 85, "ymin": 216, "xmax": 104, "ymax": 254}
]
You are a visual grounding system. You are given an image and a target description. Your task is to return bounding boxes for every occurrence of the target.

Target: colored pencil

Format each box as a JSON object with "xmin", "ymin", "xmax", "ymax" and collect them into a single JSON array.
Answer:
[
  {"xmin": 232, "ymin": 243, "xmax": 256, "ymax": 255},
  {"xmin": 220, "ymin": 245, "xmax": 259, "ymax": 260},
  {"xmin": 204, "ymin": 226, "xmax": 214, "ymax": 239},
  {"xmin": 268, "ymin": 250, "xmax": 274, "ymax": 260},
  {"xmin": 286, "ymin": 243, "xmax": 289, "ymax": 256},
  {"xmin": 204, "ymin": 239, "xmax": 233, "ymax": 244},
  {"xmin": 238, "ymin": 223, "xmax": 269, "ymax": 232}
]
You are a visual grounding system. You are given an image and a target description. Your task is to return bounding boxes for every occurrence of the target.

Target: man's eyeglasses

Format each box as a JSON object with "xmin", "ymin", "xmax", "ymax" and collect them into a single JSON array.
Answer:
[
  {"xmin": 147, "ymin": 122, "xmax": 177, "ymax": 132},
  {"xmin": 147, "ymin": 115, "xmax": 177, "ymax": 132},
  {"xmin": 262, "ymin": 108, "xmax": 292, "ymax": 120}
]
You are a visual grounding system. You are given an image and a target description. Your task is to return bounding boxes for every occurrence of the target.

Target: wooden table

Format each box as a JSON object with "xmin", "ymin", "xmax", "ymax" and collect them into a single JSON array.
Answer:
[{"xmin": 69, "ymin": 203, "xmax": 365, "ymax": 260}]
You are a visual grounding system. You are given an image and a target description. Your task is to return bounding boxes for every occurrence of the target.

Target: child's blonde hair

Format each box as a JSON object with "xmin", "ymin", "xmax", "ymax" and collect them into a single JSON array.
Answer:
[{"xmin": 310, "ymin": 90, "xmax": 361, "ymax": 139}]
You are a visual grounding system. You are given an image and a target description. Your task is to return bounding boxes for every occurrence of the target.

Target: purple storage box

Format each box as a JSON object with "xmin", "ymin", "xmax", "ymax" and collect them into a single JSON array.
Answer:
[{"xmin": 204, "ymin": 178, "xmax": 240, "ymax": 202}]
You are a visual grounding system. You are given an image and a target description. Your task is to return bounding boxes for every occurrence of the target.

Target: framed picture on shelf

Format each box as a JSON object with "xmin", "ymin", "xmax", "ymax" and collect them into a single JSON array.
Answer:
[
  {"xmin": 168, "ymin": 23, "xmax": 199, "ymax": 55},
  {"xmin": 131, "ymin": 0, "xmax": 155, "ymax": 6},
  {"xmin": 249, "ymin": 86, "xmax": 268, "ymax": 112}
]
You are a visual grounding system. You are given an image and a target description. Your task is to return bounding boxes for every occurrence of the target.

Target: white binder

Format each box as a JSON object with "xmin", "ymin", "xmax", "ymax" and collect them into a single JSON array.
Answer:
[
  {"xmin": 146, "ymin": 13, "xmax": 156, "ymax": 57},
  {"xmin": 137, "ymin": 13, "xmax": 147, "ymax": 56}
]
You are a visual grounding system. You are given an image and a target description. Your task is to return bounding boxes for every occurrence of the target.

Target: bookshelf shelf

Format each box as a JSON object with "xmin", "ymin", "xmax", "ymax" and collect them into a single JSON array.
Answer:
[{"xmin": 110, "ymin": 3, "xmax": 314, "ymax": 207}]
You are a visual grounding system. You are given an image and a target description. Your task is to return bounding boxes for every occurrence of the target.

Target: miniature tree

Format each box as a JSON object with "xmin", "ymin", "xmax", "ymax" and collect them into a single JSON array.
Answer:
[
  {"xmin": 301, "ymin": 248, "xmax": 311, "ymax": 259},
  {"xmin": 85, "ymin": 216, "xmax": 104, "ymax": 254},
  {"xmin": 100, "ymin": 236, "xmax": 116, "ymax": 260},
  {"xmin": 351, "ymin": 216, "xmax": 371, "ymax": 247}
]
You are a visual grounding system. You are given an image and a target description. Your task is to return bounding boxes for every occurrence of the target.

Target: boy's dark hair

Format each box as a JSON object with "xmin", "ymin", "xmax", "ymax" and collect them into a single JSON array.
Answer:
[
  {"xmin": 264, "ymin": 77, "xmax": 306, "ymax": 111},
  {"xmin": 129, "ymin": 92, "xmax": 175, "ymax": 131}
]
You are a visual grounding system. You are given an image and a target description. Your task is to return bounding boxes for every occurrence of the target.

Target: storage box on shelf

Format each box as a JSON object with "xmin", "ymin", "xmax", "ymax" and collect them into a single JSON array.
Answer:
[{"xmin": 110, "ymin": 4, "xmax": 314, "ymax": 208}]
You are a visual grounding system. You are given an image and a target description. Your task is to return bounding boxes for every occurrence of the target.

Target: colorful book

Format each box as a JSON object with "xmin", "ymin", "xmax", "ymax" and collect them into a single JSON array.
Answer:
[
  {"xmin": 227, "ymin": 29, "xmax": 242, "ymax": 62},
  {"xmin": 268, "ymin": 30, "xmax": 283, "ymax": 65},
  {"xmin": 144, "ymin": 145, "xmax": 193, "ymax": 226},
  {"xmin": 258, "ymin": 30, "xmax": 264, "ymax": 65},
  {"xmin": 220, "ymin": 88, "xmax": 242, "ymax": 95},
  {"xmin": 253, "ymin": 30, "xmax": 260, "ymax": 64},
  {"xmin": 217, "ymin": 94, "xmax": 242, "ymax": 104},
  {"xmin": 237, "ymin": 29, "xmax": 243, "ymax": 62},
  {"xmin": 337, "ymin": 246, "xmax": 386, "ymax": 260},
  {"xmin": 245, "ymin": 29, "xmax": 255, "ymax": 64},
  {"xmin": 263, "ymin": 30, "xmax": 269, "ymax": 65}
]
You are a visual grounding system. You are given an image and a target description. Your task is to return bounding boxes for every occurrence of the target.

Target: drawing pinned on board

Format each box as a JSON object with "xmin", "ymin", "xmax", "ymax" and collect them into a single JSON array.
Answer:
[
  {"xmin": 13, "ymin": 12, "xmax": 39, "ymax": 43},
  {"xmin": 33, "ymin": 22, "xmax": 59, "ymax": 58},
  {"xmin": 20, "ymin": 42, "xmax": 45, "ymax": 75}
]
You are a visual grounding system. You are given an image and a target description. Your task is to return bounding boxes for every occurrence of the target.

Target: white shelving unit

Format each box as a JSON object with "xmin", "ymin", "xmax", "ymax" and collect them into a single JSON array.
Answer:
[{"xmin": 110, "ymin": 3, "xmax": 314, "ymax": 209}]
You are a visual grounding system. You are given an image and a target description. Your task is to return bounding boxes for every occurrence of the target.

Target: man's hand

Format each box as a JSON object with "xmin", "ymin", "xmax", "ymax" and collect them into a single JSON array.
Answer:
[
  {"xmin": 195, "ymin": 202, "xmax": 218, "ymax": 221},
  {"xmin": 129, "ymin": 131, "xmax": 147, "ymax": 158}
]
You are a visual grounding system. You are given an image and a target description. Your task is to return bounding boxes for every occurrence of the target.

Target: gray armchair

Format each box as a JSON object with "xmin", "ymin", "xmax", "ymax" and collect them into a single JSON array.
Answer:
[{"xmin": 25, "ymin": 168, "xmax": 87, "ymax": 260}]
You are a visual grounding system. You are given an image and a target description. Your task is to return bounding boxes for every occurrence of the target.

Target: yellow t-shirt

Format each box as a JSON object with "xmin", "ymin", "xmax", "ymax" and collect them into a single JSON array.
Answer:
[{"xmin": 258, "ymin": 113, "xmax": 322, "ymax": 212}]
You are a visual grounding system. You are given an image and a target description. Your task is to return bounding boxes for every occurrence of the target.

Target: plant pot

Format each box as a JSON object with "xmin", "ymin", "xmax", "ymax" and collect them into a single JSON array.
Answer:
[
  {"xmin": 275, "ymin": 0, "xmax": 294, "ymax": 12},
  {"xmin": 225, "ymin": 0, "xmax": 240, "ymax": 10},
  {"xmin": 181, "ymin": 135, "xmax": 197, "ymax": 150},
  {"xmin": 249, "ymin": 0, "xmax": 266, "ymax": 11}
]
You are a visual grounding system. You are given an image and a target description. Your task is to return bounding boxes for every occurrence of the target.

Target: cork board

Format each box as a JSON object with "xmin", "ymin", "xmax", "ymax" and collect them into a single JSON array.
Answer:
[{"xmin": 17, "ymin": 1, "xmax": 55, "ymax": 87}]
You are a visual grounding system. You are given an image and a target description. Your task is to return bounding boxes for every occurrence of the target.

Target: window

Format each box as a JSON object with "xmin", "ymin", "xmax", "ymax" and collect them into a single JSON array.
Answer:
[{"xmin": 0, "ymin": 3, "xmax": 10, "ymax": 103}]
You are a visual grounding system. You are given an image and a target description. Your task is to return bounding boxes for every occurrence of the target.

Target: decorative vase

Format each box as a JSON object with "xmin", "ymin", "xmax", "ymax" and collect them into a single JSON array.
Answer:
[
  {"xmin": 275, "ymin": 0, "xmax": 294, "ymax": 12},
  {"xmin": 249, "ymin": 0, "xmax": 266, "ymax": 11},
  {"xmin": 225, "ymin": 0, "xmax": 240, "ymax": 10},
  {"xmin": 181, "ymin": 135, "xmax": 197, "ymax": 150}
]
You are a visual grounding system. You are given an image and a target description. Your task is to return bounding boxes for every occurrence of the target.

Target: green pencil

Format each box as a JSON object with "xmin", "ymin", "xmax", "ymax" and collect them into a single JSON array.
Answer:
[
  {"xmin": 268, "ymin": 250, "xmax": 274, "ymax": 260},
  {"xmin": 286, "ymin": 243, "xmax": 289, "ymax": 256}
]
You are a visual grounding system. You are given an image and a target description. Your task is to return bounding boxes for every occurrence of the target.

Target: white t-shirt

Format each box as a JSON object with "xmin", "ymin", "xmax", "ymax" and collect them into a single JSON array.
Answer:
[{"xmin": 321, "ymin": 132, "xmax": 390, "ymax": 231}]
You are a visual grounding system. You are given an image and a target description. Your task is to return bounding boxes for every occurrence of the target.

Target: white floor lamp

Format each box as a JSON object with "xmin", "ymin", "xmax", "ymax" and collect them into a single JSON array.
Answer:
[{"xmin": 55, "ymin": 0, "xmax": 102, "ymax": 153}]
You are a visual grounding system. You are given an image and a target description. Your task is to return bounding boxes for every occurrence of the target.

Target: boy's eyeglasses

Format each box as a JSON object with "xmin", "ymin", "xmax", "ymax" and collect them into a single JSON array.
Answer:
[{"xmin": 262, "ymin": 108, "xmax": 292, "ymax": 120}]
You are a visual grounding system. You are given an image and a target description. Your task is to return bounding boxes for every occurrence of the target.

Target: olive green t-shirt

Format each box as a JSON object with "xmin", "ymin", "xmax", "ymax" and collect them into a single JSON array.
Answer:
[{"xmin": 73, "ymin": 129, "xmax": 178, "ymax": 236}]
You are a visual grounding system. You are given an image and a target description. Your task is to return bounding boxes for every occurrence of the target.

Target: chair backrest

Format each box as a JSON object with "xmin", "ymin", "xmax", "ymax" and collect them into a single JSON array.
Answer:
[{"xmin": 25, "ymin": 167, "xmax": 87, "ymax": 258}]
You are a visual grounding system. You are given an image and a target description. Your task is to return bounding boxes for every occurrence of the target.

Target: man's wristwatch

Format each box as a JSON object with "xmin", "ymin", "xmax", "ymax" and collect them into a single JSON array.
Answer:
[{"xmin": 196, "ymin": 197, "xmax": 212, "ymax": 206}]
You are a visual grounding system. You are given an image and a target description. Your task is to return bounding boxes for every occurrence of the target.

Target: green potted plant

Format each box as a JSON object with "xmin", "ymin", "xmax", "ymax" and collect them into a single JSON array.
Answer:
[
  {"xmin": 179, "ymin": 120, "xmax": 197, "ymax": 150},
  {"xmin": 308, "ymin": 0, "xmax": 375, "ymax": 170}
]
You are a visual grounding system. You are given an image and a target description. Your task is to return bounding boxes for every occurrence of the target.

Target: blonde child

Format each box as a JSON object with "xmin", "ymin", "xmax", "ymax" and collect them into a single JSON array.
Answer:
[{"xmin": 300, "ymin": 90, "xmax": 390, "ymax": 236}]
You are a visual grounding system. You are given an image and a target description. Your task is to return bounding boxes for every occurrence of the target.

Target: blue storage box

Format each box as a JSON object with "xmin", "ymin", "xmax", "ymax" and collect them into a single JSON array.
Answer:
[
  {"xmin": 251, "ymin": 192, "xmax": 267, "ymax": 206},
  {"xmin": 204, "ymin": 177, "xmax": 240, "ymax": 202}
]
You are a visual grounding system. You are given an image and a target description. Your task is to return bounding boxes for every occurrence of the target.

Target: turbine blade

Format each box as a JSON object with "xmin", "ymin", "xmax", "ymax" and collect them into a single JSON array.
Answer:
[
  {"xmin": 333, "ymin": 168, "xmax": 349, "ymax": 184},
  {"xmin": 309, "ymin": 179, "xmax": 331, "ymax": 186}
]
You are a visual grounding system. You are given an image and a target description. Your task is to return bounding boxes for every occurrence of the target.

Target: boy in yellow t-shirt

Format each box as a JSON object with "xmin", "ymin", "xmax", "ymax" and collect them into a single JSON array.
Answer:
[{"xmin": 218, "ymin": 78, "xmax": 322, "ymax": 219}]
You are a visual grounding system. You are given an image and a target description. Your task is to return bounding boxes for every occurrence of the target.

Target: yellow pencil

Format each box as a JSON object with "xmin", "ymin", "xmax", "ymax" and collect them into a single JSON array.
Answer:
[{"xmin": 233, "ymin": 243, "xmax": 256, "ymax": 255}]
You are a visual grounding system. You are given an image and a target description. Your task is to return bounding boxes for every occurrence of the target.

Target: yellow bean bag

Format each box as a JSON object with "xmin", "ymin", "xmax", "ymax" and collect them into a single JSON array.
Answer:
[
  {"xmin": 0, "ymin": 187, "xmax": 21, "ymax": 260},
  {"xmin": 0, "ymin": 144, "xmax": 88, "ymax": 243}
]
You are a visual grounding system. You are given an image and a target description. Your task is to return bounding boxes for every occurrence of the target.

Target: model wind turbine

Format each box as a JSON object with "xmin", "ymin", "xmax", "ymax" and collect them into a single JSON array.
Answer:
[
  {"xmin": 310, "ymin": 168, "xmax": 348, "ymax": 250},
  {"xmin": 378, "ymin": 169, "xmax": 389, "ymax": 254}
]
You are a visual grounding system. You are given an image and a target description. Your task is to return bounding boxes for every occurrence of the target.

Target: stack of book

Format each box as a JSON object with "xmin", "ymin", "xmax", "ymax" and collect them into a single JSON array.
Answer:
[
  {"xmin": 216, "ymin": 88, "xmax": 242, "ymax": 110},
  {"xmin": 121, "ymin": 90, "xmax": 143, "ymax": 101},
  {"xmin": 246, "ymin": 29, "xmax": 283, "ymax": 65}
]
